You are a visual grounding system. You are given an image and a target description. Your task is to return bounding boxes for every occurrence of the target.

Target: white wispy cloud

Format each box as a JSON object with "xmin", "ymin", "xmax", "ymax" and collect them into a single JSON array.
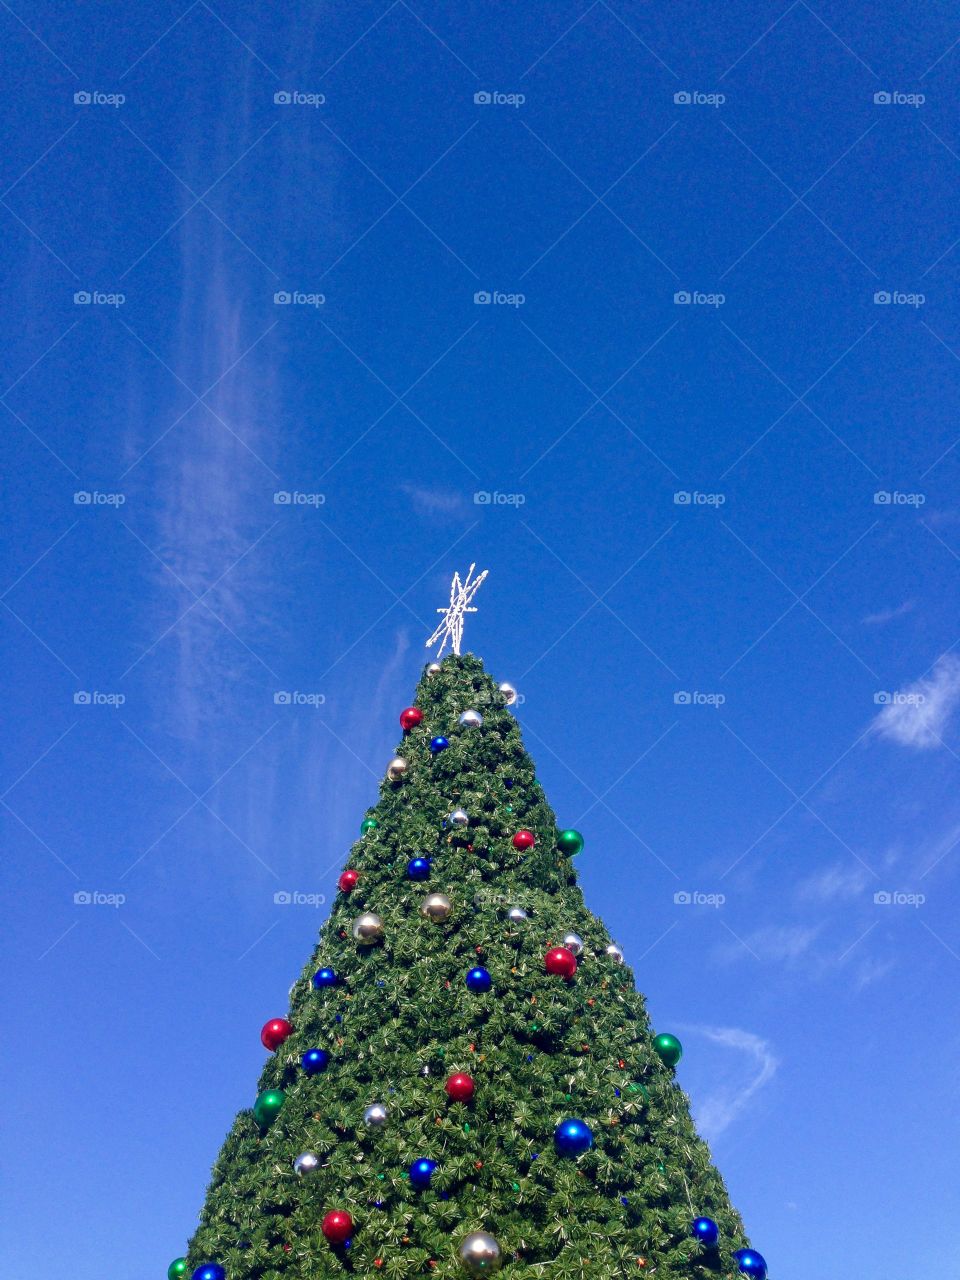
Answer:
[
  {"xmin": 401, "ymin": 484, "xmax": 468, "ymax": 516},
  {"xmin": 795, "ymin": 862, "xmax": 872, "ymax": 904},
  {"xmin": 871, "ymin": 653, "xmax": 960, "ymax": 750},
  {"xmin": 862, "ymin": 599, "xmax": 915, "ymax": 625},
  {"xmin": 687, "ymin": 1026, "xmax": 779, "ymax": 1140}
]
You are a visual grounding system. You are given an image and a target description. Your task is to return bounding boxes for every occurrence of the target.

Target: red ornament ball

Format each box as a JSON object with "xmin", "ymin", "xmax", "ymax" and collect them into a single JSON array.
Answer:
[
  {"xmin": 322, "ymin": 1210, "xmax": 353, "ymax": 1245},
  {"xmin": 400, "ymin": 707, "xmax": 424, "ymax": 731},
  {"xmin": 444, "ymin": 1072, "xmax": 476, "ymax": 1102},
  {"xmin": 512, "ymin": 829, "xmax": 535, "ymax": 851},
  {"xmin": 338, "ymin": 869, "xmax": 359, "ymax": 893},
  {"xmin": 260, "ymin": 1017, "xmax": 293, "ymax": 1051},
  {"xmin": 545, "ymin": 947, "xmax": 578, "ymax": 979}
]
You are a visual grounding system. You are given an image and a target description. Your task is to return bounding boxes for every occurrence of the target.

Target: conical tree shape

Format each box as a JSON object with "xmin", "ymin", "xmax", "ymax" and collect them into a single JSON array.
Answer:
[{"xmin": 179, "ymin": 655, "xmax": 762, "ymax": 1280}]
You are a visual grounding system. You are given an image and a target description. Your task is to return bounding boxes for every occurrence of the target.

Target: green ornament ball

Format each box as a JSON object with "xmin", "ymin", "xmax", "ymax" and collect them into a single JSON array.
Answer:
[
  {"xmin": 360, "ymin": 817, "xmax": 378, "ymax": 835},
  {"xmin": 653, "ymin": 1033, "xmax": 682, "ymax": 1067},
  {"xmin": 253, "ymin": 1088, "xmax": 286, "ymax": 1128},
  {"xmin": 558, "ymin": 828, "xmax": 584, "ymax": 856},
  {"xmin": 168, "ymin": 1261, "xmax": 188, "ymax": 1280}
]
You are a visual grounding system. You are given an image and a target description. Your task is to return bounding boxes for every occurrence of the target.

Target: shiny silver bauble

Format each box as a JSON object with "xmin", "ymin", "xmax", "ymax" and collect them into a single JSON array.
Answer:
[
  {"xmin": 562, "ymin": 931, "xmax": 584, "ymax": 957},
  {"xmin": 353, "ymin": 912, "xmax": 384, "ymax": 944},
  {"xmin": 459, "ymin": 709, "xmax": 483, "ymax": 729},
  {"xmin": 605, "ymin": 942, "xmax": 625, "ymax": 964},
  {"xmin": 426, "ymin": 662, "xmax": 442, "ymax": 677},
  {"xmin": 449, "ymin": 808, "xmax": 469, "ymax": 827},
  {"xmin": 507, "ymin": 906, "xmax": 528, "ymax": 923},
  {"xmin": 293, "ymin": 1151, "xmax": 320, "ymax": 1176},
  {"xmin": 459, "ymin": 1231, "xmax": 503, "ymax": 1275},
  {"xmin": 498, "ymin": 681, "xmax": 518, "ymax": 706},
  {"xmin": 421, "ymin": 892, "xmax": 453, "ymax": 922},
  {"xmin": 387, "ymin": 756, "xmax": 408, "ymax": 780},
  {"xmin": 363, "ymin": 1102, "xmax": 388, "ymax": 1127}
]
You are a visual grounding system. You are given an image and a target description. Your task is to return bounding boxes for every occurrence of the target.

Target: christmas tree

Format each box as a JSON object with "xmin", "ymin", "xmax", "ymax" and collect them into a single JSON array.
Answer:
[{"xmin": 171, "ymin": 581, "xmax": 768, "ymax": 1280}]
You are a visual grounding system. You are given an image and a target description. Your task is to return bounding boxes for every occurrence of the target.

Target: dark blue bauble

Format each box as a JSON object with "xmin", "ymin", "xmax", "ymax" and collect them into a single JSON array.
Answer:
[
  {"xmin": 429, "ymin": 736, "xmax": 449, "ymax": 754},
  {"xmin": 192, "ymin": 1267, "xmax": 225, "ymax": 1280},
  {"xmin": 692, "ymin": 1218, "xmax": 720, "ymax": 1247},
  {"xmin": 312, "ymin": 967, "xmax": 337, "ymax": 988},
  {"xmin": 733, "ymin": 1249, "xmax": 767, "ymax": 1279},
  {"xmin": 504, "ymin": 778, "xmax": 514, "ymax": 789},
  {"xmin": 465, "ymin": 966, "xmax": 492, "ymax": 993},
  {"xmin": 407, "ymin": 857, "xmax": 431, "ymax": 881},
  {"xmin": 301, "ymin": 1048, "xmax": 330, "ymax": 1075},
  {"xmin": 554, "ymin": 1117, "xmax": 593, "ymax": 1156},
  {"xmin": 409, "ymin": 1157, "xmax": 437, "ymax": 1188}
]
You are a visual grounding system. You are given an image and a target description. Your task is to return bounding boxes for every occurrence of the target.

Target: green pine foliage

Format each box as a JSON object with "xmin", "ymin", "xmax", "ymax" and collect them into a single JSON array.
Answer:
[{"xmin": 183, "ymin": 654, "xmax": 754, "ymax": 1279}]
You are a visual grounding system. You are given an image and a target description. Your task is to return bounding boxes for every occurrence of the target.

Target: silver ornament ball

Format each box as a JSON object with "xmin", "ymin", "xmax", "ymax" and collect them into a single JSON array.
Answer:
[
  {"xmin": 426, "ymin": 662, "xmax": 442, "ymax": 677},
  {"xmin": 459, "ymin": 709, "xmax": 483, "ymax": 729},
  {"xmin": 449, "ymin": 808, "xmax": 469, "ymax": 827},
  {"xmin": 363, "ymin": 1101, "xmax": 389, "ymax": 1127},
  {"xmin": 507, "ymin": 906, "xmax": 528, "ymax": 923},
  {"xmin": 353, "ymin": 912, "xmax": 385, "ymax": 945},
  {"xmin": 498, "ymin": 681, "xmax": 518, "ymax": 706},
  {"xmin": 562, "ymin": 931, "xmax": 585, "ymax": 957},
  {"xmin": 293, "ymin": 1151, "xmax": 320, "ymax": 1176},
  {"xmin": 605, "ymin": 942, "xmax": 625, "ymax": 964},
  {"xmin": 421, "ymin": 892, "xmax": 453, "ymax": 923},
  {"xmin": 419, "ymin": 1064, "xmax": 431, "ymax": 1077},
  {"xmin": 459, "ymin": 1231, "xmax": 503, "ymax": 1275},
  {"xmin": 387, "ymin": 755, "xmax": 408, "ymax": 780}
]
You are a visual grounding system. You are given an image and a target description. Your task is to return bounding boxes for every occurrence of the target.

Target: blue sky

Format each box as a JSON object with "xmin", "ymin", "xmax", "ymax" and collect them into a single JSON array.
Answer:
[{"xmin": 1, "ymin": 1, "xmax": 959, "ymax": 1275}]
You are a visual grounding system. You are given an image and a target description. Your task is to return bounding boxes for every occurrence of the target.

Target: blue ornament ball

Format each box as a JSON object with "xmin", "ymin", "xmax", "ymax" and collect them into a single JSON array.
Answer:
[
  {"xmin": 429, "ymin": 736, "xmax": 449, "ymax": 754},
  {"xmin": 409, "ymin": 1157, "xmax": 437, "ymax": 1189},
  {"xmin": 407, "ymin": 857, "xmax": 431, "ymax": 881},
  {"xmin": 301, "ymin": 1048, "xmax": 330, "ymax": 1075},
  {"xmin": 692, "ymin": 1218, "xmax": 720, "ymax": 1247},
  {"xmin": 554, "ymin": 1117, "xmax": 593, "ymax": 1156},
  {"xmin": 734, "ymin": 1249, "xmax": 767, "ymax": 1279},
  {"xmin": 465, "ymin": 966, "xmax": 492, "ymax": 993},
  {"xmin": 312, "ymin": 967, "xmax": 337, "ymax": 989},
  {"xmin": 192, "ymin": 1267, "xmax": 225, "ymax": 1280}
]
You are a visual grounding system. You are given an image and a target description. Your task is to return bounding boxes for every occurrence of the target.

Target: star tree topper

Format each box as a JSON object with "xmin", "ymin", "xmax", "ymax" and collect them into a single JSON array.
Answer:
[{"xmin": 426, "ymin": 564, "xmax": 489, "ymax": 657}]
